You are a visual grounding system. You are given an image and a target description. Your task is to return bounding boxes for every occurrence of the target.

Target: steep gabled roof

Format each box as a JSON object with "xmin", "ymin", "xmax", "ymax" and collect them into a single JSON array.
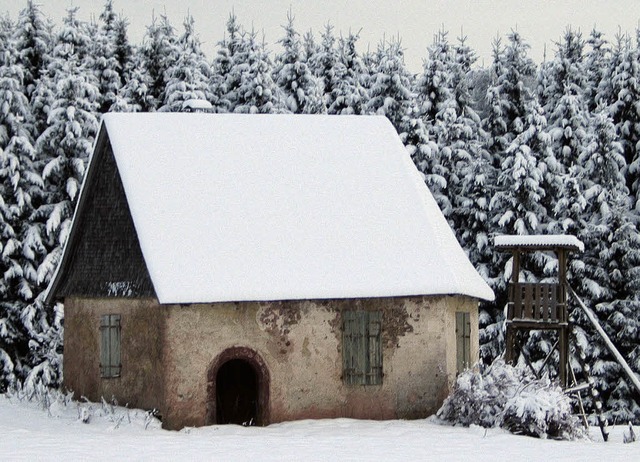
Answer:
[{"xmin": 48, "ymin": 113, "xmax": 494, "ymax": 304}]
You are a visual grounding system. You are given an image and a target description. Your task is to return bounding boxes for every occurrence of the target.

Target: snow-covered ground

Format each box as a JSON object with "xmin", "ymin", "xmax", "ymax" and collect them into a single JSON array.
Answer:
[{"xmin": 0, "ymin": 393, "xmax": 636, "ymax": 461}]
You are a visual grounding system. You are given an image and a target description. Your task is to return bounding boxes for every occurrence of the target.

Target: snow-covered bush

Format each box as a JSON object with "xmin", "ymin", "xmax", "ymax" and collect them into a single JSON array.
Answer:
[{"xmin": 437, "ymin": 360, "xmax": 584, "ymax": 440}]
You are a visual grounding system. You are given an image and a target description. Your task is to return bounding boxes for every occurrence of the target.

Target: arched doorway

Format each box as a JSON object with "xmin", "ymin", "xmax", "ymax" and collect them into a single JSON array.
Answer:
[
  {"xmin": 216, "ymin": 359, "xmax": 258, "ymax": 425},
  {"xmin": 206, "ymin": 347, "xmax": 270, "ymax": 426}
]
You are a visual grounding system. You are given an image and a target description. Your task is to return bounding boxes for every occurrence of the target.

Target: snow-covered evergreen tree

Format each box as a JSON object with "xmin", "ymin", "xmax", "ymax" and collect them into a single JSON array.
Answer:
[
  {"xmin": 539, "ymin": 29, "xmax": 585, "ymax": 115},
  {"xmin": 160, "ymin": 15, "xmax": 211, "ymax": 112},
  {"xmin": 446, "ymin": 34, "xmax": 496, "ymax": 283},
  {"xmin": 327, "ymin": 31, "xmax": 368, "ymax": 115},
  {"xmin": 112, "ymin": 49, "xmax": 153, "ymax": 112},
  {"xmin": 479, "ymin": 32, "xmax": 539, "ymax": 364},
  {"xmin": 92, "ymin": 0, "xmax": 124, "ymax": 113},
  {"xmin": 274, "ymin": 13, "xmax": 324, "ymax": 114},
  {"xmin": 112, "ymin": 15, "xmax": 133, "ymax": 84},
  {"xmin": 307, "ymin": 24, "xmax": 340, "ymax": 111},
  {"xmin": 0, "ymin": 46, "xmax": 45, "ymax": 391},
  {"xmin": 231, "ymin": 30, "xmax": 282, "ymax": 114},
  {"xmin": 583, "ymin": 29, "xmax": 610, "ymax": 112},
  {"xmin": 210, "ymin": 13, "xmax": 244, "ymax": 113},
  {"xmin": 416, "ymin": 30, "xmax": 455, "ymax": 129},
  {"xmin": 483, "ymin": 32, "xmax": 536, "ymax": 169},
  {"xmin": 607, "ymin": 33, "xmax": 640, "ymax": 210},
  {"xmin": 491, "ymin": 99, "xmax": 550, "ymax": 258},
  {"xmin": 139, "ymin": 15, "xmax": 179, "ymax": 110},
  {"xmin": 366, "ymin": 38, "xmax": 443, "ymax": 209},
  {"xmin": 13, "ymin": 1, "xmax": 52, "ymax": 100},
  {"xmin": 33, "ymin": 6, "xmax": 100, "ymax": 285},
  {"xmin": 564, "ymin": 109, "xmax": 640, "ymax": 422}
]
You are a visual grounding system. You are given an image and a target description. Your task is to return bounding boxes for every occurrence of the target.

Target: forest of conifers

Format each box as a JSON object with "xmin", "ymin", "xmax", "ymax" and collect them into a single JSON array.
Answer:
[{"xmin": 1, "ymin": 0, "xmax": 639, "ymax": 423}]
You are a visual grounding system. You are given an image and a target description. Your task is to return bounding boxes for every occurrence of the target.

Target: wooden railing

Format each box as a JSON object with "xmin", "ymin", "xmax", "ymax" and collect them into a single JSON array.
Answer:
[{"xmin": 506, "ymin": 282, "xmax": 567, "ymax": 325}]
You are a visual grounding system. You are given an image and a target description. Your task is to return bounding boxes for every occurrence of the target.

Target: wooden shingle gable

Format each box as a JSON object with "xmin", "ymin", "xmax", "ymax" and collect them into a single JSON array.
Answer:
[{"xmin": 45, "ymin": 126, "xmax": 156, "ymax": 303}]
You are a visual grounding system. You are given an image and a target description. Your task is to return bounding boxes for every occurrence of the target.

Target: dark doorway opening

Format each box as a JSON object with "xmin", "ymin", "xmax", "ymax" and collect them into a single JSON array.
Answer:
[
  {"xmin": 206, "ymin": 347, "xmax": 269, "ymax": 426},
  {"xmin": 216, "ymin": 359, "xmax": 258, "ymax": 425}
]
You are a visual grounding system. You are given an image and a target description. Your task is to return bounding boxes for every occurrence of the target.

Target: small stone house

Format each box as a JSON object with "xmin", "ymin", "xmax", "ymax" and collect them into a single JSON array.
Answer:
[{"xmin": 46, "ymin": 113, "xmax": 494, "ymax": 430}]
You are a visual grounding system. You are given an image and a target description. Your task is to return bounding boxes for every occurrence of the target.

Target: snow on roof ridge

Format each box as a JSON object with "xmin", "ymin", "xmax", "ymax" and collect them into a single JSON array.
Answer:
[
  {"xmin": 494, "ymin": 234, "xmax": 584, "ymax": 252},
  {"xmin": 99, "ymin": 113, "xmax": 494, "ymax": 303}
]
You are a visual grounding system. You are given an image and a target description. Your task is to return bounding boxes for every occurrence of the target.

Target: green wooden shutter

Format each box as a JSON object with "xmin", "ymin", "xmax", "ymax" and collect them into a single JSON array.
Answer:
[
  {"xmin": 343, "ymin": 310, "xmax": 383, "ymax": 385},
  {"xmin": 367, "ymin": 311, "xmax": 382, "ymax": 385},
  {"xmin": 456, "ymin": 312, "xmax": 471, "ymax": 374},
  {"xmin": 110, "ymin": 314, "xmax": 121, "ymax": 377},
  {"xmin": 100, "ymin": 315, "xmax": 110, "ymax": 377},
  {"xmin": 343, "ymin": 311, "xmax": 364, "ymax": 385},
  {"xmin": 100, "ymin": 314, "xmax": 121, "ymax": 378}
]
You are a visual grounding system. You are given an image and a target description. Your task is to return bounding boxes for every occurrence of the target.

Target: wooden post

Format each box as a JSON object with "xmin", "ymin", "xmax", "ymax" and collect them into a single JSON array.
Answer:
[
  {"xmin": 505, "ymin": 249, "xmax": 521, "ymax": 365},
  {"xmin": 557, "ymin": 248, "xmax": 569, "ymax": 388},
  {"xmin": 559, "ymin": 325, "xmax": 568, "ymax": 387},
  {"xmin": 512, "ymin": 249, "xmax": 520, "ymax": 285},
  {"xmin": 505, "ymin": 325, "xmax": 514, "ymax": 364}
]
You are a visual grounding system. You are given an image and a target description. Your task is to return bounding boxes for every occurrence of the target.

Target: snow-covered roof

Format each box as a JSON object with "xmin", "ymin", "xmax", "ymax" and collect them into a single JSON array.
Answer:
[
  {"xmin": 62, "ymin": 113, "xmax": 494, "ymax": 304},
  {"xmin": 181, "ymin": 99, "xmax": 213, "ymax": 111},
  {"xmin": 494, "ymin": 234, "xmax": 584, "ymax": 252}
]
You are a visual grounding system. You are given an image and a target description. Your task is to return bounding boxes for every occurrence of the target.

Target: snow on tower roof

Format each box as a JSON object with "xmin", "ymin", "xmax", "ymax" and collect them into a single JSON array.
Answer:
[
  {"xmin": 58, "ymin": 113, "xmax": 494, "ymax": 304},
  {"xmin": 181, "ymin": 99, "xmax": 213, "ymax": 112},
  {"xmin": 494, "ymin": 234, "xmax": 584, "ymax": 252}
]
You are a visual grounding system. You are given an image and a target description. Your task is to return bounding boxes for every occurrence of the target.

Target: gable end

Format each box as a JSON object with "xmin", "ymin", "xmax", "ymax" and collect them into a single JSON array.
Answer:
[{"xmin": 46, "ymin": 127, "xmax": 156, "ymax": 302}]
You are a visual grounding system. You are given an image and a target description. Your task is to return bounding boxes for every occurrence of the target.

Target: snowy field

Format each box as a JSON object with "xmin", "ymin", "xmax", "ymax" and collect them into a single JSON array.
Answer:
[{"xmin": 0, "ymin": 394, "xmax": 636, "ymax": 461}]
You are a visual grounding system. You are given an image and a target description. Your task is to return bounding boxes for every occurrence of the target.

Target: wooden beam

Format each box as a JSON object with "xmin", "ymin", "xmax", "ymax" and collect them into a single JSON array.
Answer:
[{"xmin": 569, "ymin": 286, "xmax": 640, "ymax": 398}]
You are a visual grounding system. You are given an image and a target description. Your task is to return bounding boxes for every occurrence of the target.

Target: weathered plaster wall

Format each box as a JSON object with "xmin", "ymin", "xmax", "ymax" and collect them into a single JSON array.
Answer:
[
  {"xmin": 162, "ymin": 295, "xmax": 479, "ymax": 429},
  {"xmin": 63, "ymin": 298, "xmax": 165, "ymax": 413},
  {"xmin": 64, "ymin": 295, "xmax": 478, "ymax": 430}
]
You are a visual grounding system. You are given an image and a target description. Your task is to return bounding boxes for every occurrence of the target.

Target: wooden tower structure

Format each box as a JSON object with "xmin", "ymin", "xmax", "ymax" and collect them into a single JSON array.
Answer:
[
  {"xmin": 495, "ymin": 234, "xmax": 640, "ymax": 440},
  {"xmin": 494, "ymin": 234, "xmax": 584, "ymax": 387}
]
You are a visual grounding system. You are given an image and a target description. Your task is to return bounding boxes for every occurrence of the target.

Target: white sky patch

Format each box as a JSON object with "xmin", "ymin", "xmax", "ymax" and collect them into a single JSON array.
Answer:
[{"xmin": 2, "ymin": 1, "xmax": 640, "ymax": 72}]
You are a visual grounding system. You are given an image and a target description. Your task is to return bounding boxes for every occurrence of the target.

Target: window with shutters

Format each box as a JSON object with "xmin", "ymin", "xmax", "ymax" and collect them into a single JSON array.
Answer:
[
  {"xmin": 455, "ymin": 311, "xmax": 471, "ymax": 374},
  {"xmin": 342, "ymin": 310, "xmax": 382, "ymax": 385},
  {"xmin": 100, "ymin": 314, "xmax": 121, "ymax": 378}
]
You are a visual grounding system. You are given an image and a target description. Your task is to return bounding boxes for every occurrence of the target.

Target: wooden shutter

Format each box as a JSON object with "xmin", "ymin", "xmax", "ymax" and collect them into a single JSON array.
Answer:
[
  {"xmin": 100, "ymin": 315, "xmax": 110, "ymax": 377},
  {"xmin": 343, "ymin": 310, "xmax": 382, "ymax": 385},
  {"xmin": 367, "ymin": 311, "xmax": 382, "ymax": 385},
  {"xmin": 343, "ymin": 310, "xmax": 365, "ymax": 385},
  {"xmin": 110, "ymin": 314, "xmax": 121, "ymax": 377},
  {"xmin": 456, "ymin": 312, "xmax": 471, "ymax": 374},
  {"xmin": 100, "ymin": 314, "xmax": 121, "ymax": 378}
]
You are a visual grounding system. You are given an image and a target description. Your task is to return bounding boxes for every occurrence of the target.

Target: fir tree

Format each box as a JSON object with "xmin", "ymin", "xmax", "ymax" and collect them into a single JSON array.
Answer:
[
  {"xmin": 231, "ymin": 30, "xmax": 282, "ymax": 114},
  {"xmin": 608, "ymin": 33, "xmax": 640, "ymax": 209},
  {"xmin": 210, "ymin": 13, "xmax": 244, "ymax": 113},
  {"xmin": 328, "ymin": 31, "xmax": 368, "ymax": 115},
  {"xmin": 416, "ymin": 30, "xmax": 455, "ymax": 128},
  {"xmin": 0, "ymin": 51, "xmax": 44, "ymax": 391},
  {"xmin": 308, "ymin": 24, "xmax": 340, "ymax": 111},
  {"xmin": 539, "ymin": 28, "xmax": 585, "ymax": 116},
  {"xmin": 33, "ymin": 6, "xmax": 100, "ymax": 285},
  {"xmin": 113, "ymin": 49, "xmax": 153, "ymax": 112},
  {"xmin": 112, "ymin": 16, "xmax": 133, "ymax": 84},
  {"xmin": 139, "ymin": 15, "xmax": 179, "ymax": 110},
  {"xmin": 483, "ymin": 32, "xmax": 536, "ymax": 170},
  {"xmin": 583, "ymin": 29, "xmax": 610, "ymax": 112},
  {"xmin": 274, "ymin": 12, "xmax": 324, "ymax": 114},
  {"xmin": 93, "ymin": 0, "xmax": 124, "ymax": 113},
  {"xmin": 13, "ymin": 0, "xmax": 52, "ymax": 100},
  {"xmin": 160, "ymin": 15, "xmax": 211, "ymax": 112},
  {"xmin": 366, "ymin": 38, "xmax": 443, "ymax": 209}
]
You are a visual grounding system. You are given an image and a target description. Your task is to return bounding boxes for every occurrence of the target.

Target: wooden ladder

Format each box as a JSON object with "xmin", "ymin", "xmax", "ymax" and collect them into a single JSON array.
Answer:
[{"xmin": 565, "ymin": 326, "xmax": 609, "ymax": 441}]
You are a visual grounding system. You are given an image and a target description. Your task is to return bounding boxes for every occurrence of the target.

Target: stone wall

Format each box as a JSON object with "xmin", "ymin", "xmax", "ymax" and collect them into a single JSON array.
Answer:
[
  {"xmin": 63, "ymin": 298, "xmax": 165, "ymax": 414},
  {"xmin": 63, "ymin": 294, "xmax": 478, "ymax": 430},
  {"xmin": 161, "ymin": 295, "xmax": 478, "ymax": 429}
]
